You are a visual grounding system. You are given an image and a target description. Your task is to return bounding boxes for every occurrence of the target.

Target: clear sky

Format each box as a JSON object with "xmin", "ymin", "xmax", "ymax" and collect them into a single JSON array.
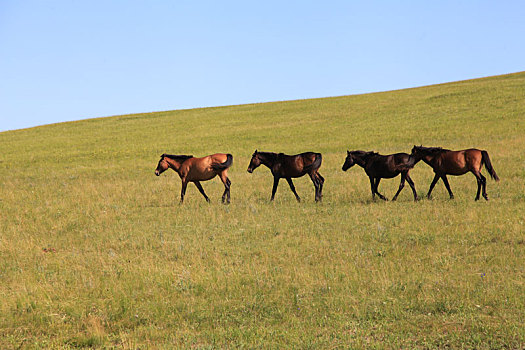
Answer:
[{"xmin": 1, "ymin": 1, "xmax": 524, "ymax": 132}]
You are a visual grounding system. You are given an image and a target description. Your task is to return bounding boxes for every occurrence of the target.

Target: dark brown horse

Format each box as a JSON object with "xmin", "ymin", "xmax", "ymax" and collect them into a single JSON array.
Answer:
[
  {"xmin": 411, "ymin": 146, "xmax": 499, "ymax": 200},
  {"xmin": 155, "ymin": 153, "xmax": 233, "ymax": 203},
  {"xmin": 247, "ymin": 150, "xmax": 324, "ymax": 202},
  {"xmin": 342, "ymin": 150, "xmax": 420, "ymax": 201}
]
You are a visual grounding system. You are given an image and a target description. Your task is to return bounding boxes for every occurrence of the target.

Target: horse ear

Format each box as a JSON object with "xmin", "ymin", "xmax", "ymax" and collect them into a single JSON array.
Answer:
[{"xmin": 347, "ymin": 150, "xmax": 350, "ymax": 154}]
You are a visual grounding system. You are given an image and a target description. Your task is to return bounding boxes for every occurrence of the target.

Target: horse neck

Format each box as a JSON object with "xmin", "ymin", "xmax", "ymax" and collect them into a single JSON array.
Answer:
[
  {"xmin": 165, "ymin": 157, "xmax": 183, "ymax": 173},
  {"xmin": 422, "ymin": 154, "xmax": 436, "ymax": 165},
  {"xmin": 416, "ymin": 151, "xmax": 437, "ymax": 166},
  {"xmin": 418, "ymin": 147, "xmax": 448, "ymax": 164},
  {"xmin": 258, "ymin": 152, "xmax": 278, "ymax": 169},
  {"xmin": 352, "ymin": 154, "xmax": 371, "ymax": 168}
]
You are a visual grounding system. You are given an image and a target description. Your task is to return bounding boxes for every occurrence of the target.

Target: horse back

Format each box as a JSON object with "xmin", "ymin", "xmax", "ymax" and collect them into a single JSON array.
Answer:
[
  {"xmin": 390, "ymin": 153, "xmax": 412, "ymax": 166},
  {"xmin": 300, "ymin": 152, "xmax": 321, "ymax": 169},
  {"xmin": 276, "ymin": 152, "xmax": 320, "ymax": 177},
  {"xmin": 438, "ymin": 149, "xmax": 482, "ymax": 175},
  {"xmin": 366, "ymin": 153, "xmax": 409, "ymax": 178},
  {"xmin": 209, "ymin": 153, "xmax": 230, "ymax": 165},
  {"xmin": 182, "ymin": 153, "xmax": 230, "ymax": 181}
]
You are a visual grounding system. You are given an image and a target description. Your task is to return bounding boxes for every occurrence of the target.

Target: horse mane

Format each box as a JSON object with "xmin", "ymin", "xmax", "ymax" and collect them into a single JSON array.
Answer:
[
  {"xmin": 415, "ymin": 146, "xmax": 450, "ymax": 154},
  {"xmin": 256, "ymin": 151, "xmax": 279, "ymax": 161},
  {"xmin": 351, "ymin": 150, "xmax": 379, "ymax": 158},
  {"xmin": 162, "ymin": 154, "xmax": 194, "ymax": 162}
]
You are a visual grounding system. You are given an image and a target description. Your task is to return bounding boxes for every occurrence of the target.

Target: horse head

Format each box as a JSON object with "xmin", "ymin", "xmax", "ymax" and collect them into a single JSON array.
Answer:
[
  {"xmin": 342, "ymin": 150, "xmax": 355, "ymax": 171},
  {"xmin": 155, "ymin": 154, "xmax": 169, "ymax": 176},
  {"xmin": 247, "ymin": 150, "xmax": 261, "ymax": 173},
  {"xmin": 411, "ymin": 145, "xmax": 423, "ymax": 155}
]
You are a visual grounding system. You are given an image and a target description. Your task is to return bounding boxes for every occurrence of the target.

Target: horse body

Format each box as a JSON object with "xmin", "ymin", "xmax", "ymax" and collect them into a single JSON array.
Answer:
[
  {"xmin": 271, "ymin": 152, "xmax": 318, "ymax": 178},
  {"xmin": 247, "ymin": 150, "xmax": 324, "ymax": 202},
  {"xmin": 411, "ymin": 146, "xmax": 499, "ymax": 200},
  {"xmin": 179, "ymin": 154, "xmax": 230, "ymax": 181},
  {"xmin": 363, "ymin": 153, "xmax": 414, "ymax": 179},
  {"xmin": 420, "ymin": 148, "xmax": 482, "ymax": 175},
  {"xmin": 155, "ymin": 153, "xmax": 232, "ymax": 203},
  {"xmin": 343, "ymin": 150, "xmax": 419, "ymax": 201}
]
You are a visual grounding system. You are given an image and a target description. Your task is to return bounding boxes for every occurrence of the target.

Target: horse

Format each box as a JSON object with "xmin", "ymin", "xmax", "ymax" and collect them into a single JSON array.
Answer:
[
  {"xmin": 410, "ymin": 146, "xmax": 499, "ymax": 200},
  {"xmin": 342, "ymin": 150, "xmax": 420, "ymax": 201},
  {"xmin": 247, "ymin": 150, "xmax": 324, "ymax": 202},
  {"xmin": 155, "ymin": 153, "xmax": 233, "ymax": 204}
]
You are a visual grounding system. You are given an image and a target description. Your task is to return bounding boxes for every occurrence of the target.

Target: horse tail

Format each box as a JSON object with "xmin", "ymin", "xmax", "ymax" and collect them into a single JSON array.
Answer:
[
  {"xmin": 481, "ymin": 150, "xmax": 499, "ymax": 181},
  {"xmin": 396, "ymin": 164, "xmax": 414, "ymax": 172},
  {"xmin": 212, "ymin": 154, "xmax": 233, "ymax": 171},
  {"xmin": 394, "ymin": 154, "xmax": 419, "ymax": 172},
  {"xmin": 304, "ymin": 153, "xmax": 322, "ymax": 172}
]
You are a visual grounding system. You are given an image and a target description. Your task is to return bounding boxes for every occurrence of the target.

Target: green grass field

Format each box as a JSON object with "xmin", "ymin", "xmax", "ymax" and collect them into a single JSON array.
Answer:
[{"xmin": 1, "ymin": 72, "xmax": 524, "ymax": 348}]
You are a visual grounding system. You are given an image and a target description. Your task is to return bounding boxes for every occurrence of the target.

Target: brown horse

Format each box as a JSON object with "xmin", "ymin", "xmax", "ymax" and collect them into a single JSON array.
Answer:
[
  {"xmin": 155, "ymin": 153, "xmax": 233, "ymax": 203},
  {"xmin": 342, "ymin": 150, "xmax": 420, "ymax": 201},
  {"xmin": 247, "ymin": 150, "xmax": 324, "ymax": 202},
  {"xmin": 411, "ymin": 146, "xmax": 499, "ymax": 200}
]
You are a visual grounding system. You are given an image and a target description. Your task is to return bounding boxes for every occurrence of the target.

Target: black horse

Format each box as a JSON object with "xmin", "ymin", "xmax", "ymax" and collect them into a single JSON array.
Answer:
[
  {"xmin": 247, "ymin": 150, "xmax": 324, "ymax": 202},
  {"xmin": 342, "ymin": 150, "xmax": 419, "ymax": 201}
]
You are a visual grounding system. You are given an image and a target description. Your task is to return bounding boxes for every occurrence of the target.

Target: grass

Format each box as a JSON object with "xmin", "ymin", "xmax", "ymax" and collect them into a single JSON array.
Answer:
[{"xmin": 1, "ymin": 72, "xmax": 524, "ymax": 348}]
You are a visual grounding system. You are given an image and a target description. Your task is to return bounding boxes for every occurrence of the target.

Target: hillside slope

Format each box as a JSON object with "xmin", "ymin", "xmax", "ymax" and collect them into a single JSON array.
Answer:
[{"xmin": 1, "ymin": 72, "xmax": 524, "ymax": 348}]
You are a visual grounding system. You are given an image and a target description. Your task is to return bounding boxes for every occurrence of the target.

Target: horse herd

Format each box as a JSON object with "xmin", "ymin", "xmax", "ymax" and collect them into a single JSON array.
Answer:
[{"xmin": 155, "ymin": 146, "xmax": 499, "ymax": 204}]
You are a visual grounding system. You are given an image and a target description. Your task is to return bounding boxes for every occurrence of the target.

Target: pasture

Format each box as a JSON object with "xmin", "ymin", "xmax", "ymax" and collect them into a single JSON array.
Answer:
[{"xmin": 1, "ymin": 72, "xmax": 524, "ymax": 348}]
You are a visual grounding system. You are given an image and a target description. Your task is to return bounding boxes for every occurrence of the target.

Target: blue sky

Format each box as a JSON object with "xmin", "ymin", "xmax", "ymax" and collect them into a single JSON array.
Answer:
[{"xmin": 1, "ymin": 1, "xmax": 524, "ymax": 132}]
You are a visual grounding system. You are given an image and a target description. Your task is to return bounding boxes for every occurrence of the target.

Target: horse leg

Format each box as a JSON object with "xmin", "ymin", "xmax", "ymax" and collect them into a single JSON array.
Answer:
[
  {"xmin": 406, "ymin": 173, "xmax": 419, "ymax": 201},
  {"xmin": 194, "ymin": 181, "xmax": 210, "ymax": 203},
  {"xmin": 286, "ymin": 178, "xmax": 301, "ymax": 202},
  {"xmin": 480, "ymin": 173, "xmax": 488, "ymax": 200},
  {"xmin": 427, "ymin": 173, "xmax": 440, "ymax": 199},
  {"xmin": 374, "ymin": 178, "xmax": 388, "ymax": 201},
  {"xmin": 369, "ymin": 177, "xmax": 376, "ymax": 200},
  {"xmin": 316, "ymin": 172, "xmax": 324, "ymax": 200},
  {"xmin": 392, "ymin": 173, "xmax": 406, "ymax": 201},
  {"xmin": 441, "ymin": 175, "xmax": 454, "ymax": 199},
  {"xmin": 180, "ymin": 179, "xmax": 188, "ymax": 204},
  {"xmin": 226, "ymin": 178, "xmax": 232, "ymax": 203},
  {"xmin": 219, "ymin": 172, "xmax": 231, "ymax": 204},
  {"xmin": 308, "ymin": 172, "xmax": 320, "ymax": 202},
  {"xmin": 473, "ymin": 172, "xmax": 482, "ymax": 201},
  {"xmin": 271, "ymin": 177, "xmax": 280, "ymax": 201}
]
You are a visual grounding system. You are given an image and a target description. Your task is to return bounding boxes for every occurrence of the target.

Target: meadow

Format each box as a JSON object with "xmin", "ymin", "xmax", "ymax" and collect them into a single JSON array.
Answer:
[{"xmin": 0, "ymin": 72, "xmax": 524, "ymax": 348}]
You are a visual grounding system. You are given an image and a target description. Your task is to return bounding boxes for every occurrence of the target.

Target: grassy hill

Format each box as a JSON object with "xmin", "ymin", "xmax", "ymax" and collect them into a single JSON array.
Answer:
[{"xmin": 1, "ymin": 72, "xmax": 524, "ymax": 348}]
